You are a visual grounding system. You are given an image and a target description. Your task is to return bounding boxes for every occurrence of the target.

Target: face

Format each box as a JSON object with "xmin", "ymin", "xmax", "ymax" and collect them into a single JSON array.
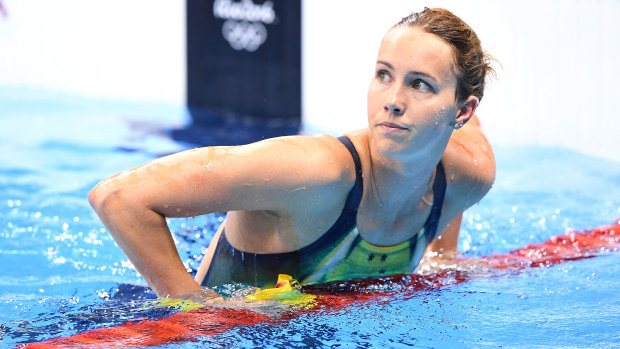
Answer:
[{"xmin": 367, "ymin": 26, "xmax": 461, "ymax": 157}]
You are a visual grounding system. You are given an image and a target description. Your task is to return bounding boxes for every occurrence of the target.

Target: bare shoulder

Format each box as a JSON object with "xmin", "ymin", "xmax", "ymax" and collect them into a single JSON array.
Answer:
[
  {"xmin": 221, "ymin": 134, "xmax": 358, "ymax": 214},
  {"xmin": 441, "ymin": 116, "xmax": 496, "ymax": 210},
  {"xmin": 240, "ymin": 133, "xmax": 357, "ymax": 186}
]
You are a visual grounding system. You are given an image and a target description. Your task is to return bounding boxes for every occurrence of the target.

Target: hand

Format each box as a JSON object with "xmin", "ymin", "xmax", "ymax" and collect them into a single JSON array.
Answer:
[{"xmin": 176, "ymin": 288, "xmax": 224, "ymax": 305}]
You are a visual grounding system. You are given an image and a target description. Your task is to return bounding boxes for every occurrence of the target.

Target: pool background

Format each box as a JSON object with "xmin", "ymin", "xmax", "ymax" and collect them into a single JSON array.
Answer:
[
  {"xmin": 2, "ymin": 0, "xmax": 620, "ymax": 162},
  {"xmin": 1, "ymin": 89, "xmax": 620, "ymax": 348}
]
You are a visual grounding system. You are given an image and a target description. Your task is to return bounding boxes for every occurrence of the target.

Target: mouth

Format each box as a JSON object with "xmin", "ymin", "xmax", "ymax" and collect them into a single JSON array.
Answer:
[{"xmin": 378, "ymin": 122, "xmax": 409, "ymax": 133}]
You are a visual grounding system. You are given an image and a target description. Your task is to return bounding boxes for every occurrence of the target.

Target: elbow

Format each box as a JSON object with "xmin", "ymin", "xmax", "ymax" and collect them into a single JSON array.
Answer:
[
  {"xmin": 464, "ymin": 156, "xmax": 496, "ymax": 208},
  {"xmin": 484, "ymin": 152, "xmax": 497, "ymax": 193},
  {"xmin": 89, "ymin": 177, "xmax": 158, "ymax": 222},
  {"xmin": 88, "ymin": 183, "xmax": 101, "ymax": 213},
  {"xmin": 476, "ymin": 144, "xmax": 497, "ymax": 198},
  {"xmin": 482, "ymin": 162, "xmax": 496, "ymax": 194},
  {"xmin": 88, "ymin": 179, "xmax": 123, "ymax": 218},
  {"xmin": 475, "ymin": 159, "xmax": 496, "ymax": 205}
]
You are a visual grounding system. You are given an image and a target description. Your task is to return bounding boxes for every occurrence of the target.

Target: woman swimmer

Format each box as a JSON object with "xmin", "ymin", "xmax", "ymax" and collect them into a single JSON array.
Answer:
[{"xmin": 89, "ymin": 8, "xmax": 496, "ymax": 298}]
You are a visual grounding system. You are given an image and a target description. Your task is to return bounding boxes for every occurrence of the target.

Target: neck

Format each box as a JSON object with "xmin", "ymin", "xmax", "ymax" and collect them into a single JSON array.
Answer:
[{"xmin": 367, "ymin": 138, "xmax": 446, "ymax": 207}]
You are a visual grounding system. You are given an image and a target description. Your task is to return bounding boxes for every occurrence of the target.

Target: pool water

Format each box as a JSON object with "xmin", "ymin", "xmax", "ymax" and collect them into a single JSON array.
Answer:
[{"xmin": 1, "ymin": 88, "xmax": 620, "ymax": 348}]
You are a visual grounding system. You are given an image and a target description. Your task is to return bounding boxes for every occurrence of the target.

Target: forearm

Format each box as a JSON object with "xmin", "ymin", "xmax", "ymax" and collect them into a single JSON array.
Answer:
[
  {"xmin": 90, "ymin": 189, "xmax": 201, "ymax": 297},
  {"xmin": 426, "ymin": 213, "xmax": 462, "ymax": 255}
]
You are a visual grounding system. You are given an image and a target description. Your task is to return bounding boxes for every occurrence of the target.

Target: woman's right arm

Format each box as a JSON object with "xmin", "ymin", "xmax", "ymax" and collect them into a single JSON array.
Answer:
[
  {"xmin": 89, "ymin": 178, "xmax": 202, "ymax": 297},
  {"xmin": 88, "ymin": 135, "xmax": 353, "ymax": 297}
]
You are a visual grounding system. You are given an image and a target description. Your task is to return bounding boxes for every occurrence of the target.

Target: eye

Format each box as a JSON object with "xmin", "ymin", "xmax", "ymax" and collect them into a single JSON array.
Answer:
[
  {"xmin": 377, "ymin": 70, "xmax": 391, "ymax": 82},
  {"xmin": 411, "ymin": 79, "xmax": 433, "ymax": 92}
]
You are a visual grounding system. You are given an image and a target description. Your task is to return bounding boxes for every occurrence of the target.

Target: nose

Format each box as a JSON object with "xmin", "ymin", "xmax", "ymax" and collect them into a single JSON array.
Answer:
[
  {"xmin": 385, "ymin": 104, "xmax": 404, "ymax": 116},
  {"xmin": 384, "ymin": 85, "xmax": 406, "ymax": 116}
]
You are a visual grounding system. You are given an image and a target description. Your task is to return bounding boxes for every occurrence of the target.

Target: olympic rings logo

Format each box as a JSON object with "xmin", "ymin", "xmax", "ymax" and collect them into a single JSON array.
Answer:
[{"xmin": 221, "ymin": 19, "xmax": 267, "ymax": 52}]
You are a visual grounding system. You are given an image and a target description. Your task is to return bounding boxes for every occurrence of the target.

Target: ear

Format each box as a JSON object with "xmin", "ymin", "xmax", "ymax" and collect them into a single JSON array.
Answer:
[{"xmin": 455, "ymin": 96, "xmax": 479, "ymax": 125}]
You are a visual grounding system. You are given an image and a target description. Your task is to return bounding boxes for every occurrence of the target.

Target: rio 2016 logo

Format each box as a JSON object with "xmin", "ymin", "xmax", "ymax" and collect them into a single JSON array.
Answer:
[{"xmin": 213, "ymin": 0, "xmax": 276, "ymax": 52}]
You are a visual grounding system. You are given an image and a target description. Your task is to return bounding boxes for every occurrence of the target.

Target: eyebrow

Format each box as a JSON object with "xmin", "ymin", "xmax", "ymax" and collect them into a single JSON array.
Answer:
[{"xmin": 376, "ymin": 60, "xmax": 439, "ymax": 83}]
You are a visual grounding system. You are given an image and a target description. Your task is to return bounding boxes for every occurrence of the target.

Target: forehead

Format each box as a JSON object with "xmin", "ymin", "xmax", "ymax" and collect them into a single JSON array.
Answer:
[{"xmin": 378, "ymin": 26, "xmax": 457, "ymax": 85}]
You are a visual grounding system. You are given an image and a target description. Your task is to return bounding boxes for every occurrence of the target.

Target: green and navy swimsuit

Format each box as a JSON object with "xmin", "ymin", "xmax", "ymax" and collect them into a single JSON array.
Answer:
[{"xmin": 202, "ymin": 136, "xmax": 447, "ymax": 288}]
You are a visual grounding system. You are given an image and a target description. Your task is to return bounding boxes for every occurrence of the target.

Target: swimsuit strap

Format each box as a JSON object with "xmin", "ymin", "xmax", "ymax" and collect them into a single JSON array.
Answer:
[
  {"xmin": 295, "ymin": 136, "xmax": 363, "ymax": 255},
  {"xmin": 423, "ymin": 161, "xmax": 447, "ymax": 244},
  {"xmin": 337, "ymin": 136, "xmax": 364, "ymax": 211}
]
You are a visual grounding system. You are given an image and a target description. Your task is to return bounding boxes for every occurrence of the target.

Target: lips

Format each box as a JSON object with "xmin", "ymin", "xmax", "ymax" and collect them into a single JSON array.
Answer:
[{"xmin": 378, "ymin": 122, "xmax": 409, "ymax": 132}]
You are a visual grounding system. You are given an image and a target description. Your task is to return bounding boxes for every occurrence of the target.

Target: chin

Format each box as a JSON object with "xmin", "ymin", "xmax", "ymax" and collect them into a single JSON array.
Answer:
[{"xmin": 373, "ymin": 137, "xmax": 409, "ymax": 156}]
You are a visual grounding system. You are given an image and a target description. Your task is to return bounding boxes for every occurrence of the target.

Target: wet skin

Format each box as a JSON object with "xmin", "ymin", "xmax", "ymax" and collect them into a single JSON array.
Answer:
[
  {"xmin": 89, "ymin": 26, "xmax": 495, "ymax": 298},
  {"xmin": 367, "ymin": 26, "xmax": 462, "ymax": 158}
]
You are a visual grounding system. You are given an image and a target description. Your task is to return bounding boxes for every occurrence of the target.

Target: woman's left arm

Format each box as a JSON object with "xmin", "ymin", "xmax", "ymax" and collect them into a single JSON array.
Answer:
[
  {"xmin": 426, "ymin": 213, "xmax": 462, "ymax": 255},
  {"xmin": 426, "ymin": 114, "xmax": 496, "ymax": 255}
]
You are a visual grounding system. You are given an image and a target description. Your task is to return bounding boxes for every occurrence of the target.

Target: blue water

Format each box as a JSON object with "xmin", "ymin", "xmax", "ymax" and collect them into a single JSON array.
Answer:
[{"xmin": 1, "ymin": 88, "xmax": 620, "ymax": 348}]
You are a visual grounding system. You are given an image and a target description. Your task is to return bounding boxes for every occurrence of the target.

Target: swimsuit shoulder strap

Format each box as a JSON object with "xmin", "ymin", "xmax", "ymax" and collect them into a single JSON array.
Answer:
[
  {"xmin": 295, "ymin": 136, "xmax": 363, "ymax": 255},
  {"xmin": 336, "ymin": 136, "xmax": 363, "ymax": 211},
  {"xmin": 423, "ymin": 161, "xmax": 447, "ymax": 244}
]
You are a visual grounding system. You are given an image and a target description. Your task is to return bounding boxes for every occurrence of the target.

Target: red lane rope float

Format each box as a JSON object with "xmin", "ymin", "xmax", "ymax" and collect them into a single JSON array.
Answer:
[
  {"xmin": 22, "ymin": 219, "xmax": 620, "ymax": 348},
  {"xmin": 482, "ymin": 219, "xmax": 620, "ymax": 269},
  {"xmin": 23, "ymin": 308, "xmax": 272, "ymax": 348}
]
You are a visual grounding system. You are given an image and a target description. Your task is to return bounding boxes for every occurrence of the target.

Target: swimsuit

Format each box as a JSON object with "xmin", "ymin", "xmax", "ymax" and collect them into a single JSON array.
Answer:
[{"xmin": 202, "ymin": 136, "xmax": 447, "ymax": 288}]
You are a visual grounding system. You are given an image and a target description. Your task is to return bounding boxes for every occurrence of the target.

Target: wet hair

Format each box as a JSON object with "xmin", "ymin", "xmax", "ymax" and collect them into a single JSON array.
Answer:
[{"xmin": 396, "ymin": 8, "xmax": 495, "ymax": 103}]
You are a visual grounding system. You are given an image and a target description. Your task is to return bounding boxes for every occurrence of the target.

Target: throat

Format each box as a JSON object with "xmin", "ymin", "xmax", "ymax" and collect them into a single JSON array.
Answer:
[
  {"xmin": 368, "ymin": 159, "xmax": 437, "ymax": 211},
  {"xmin": 357, "ymin": 159, "xmax": 437, "ymax": 245}
]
